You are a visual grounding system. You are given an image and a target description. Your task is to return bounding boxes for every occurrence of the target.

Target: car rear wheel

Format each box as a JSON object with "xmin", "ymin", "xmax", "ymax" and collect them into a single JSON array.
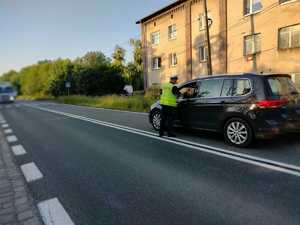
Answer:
[
  {"xmin": 224, "ymin": 118, "xmax": 253, "ymax": 147},
  {"xmin": 151, "ymin": 110, "xmax": 161, "ymax": 131}
]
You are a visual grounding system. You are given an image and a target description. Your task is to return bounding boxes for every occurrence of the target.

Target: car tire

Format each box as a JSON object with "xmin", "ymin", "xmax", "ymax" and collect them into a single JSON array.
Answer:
[
  {"xmin": 151, "ymin": 110, "xmax": 161, "ymax": 131},
  {"xmin": 224, "ymin": 118, "xmax": 253, "ymax": 148}
]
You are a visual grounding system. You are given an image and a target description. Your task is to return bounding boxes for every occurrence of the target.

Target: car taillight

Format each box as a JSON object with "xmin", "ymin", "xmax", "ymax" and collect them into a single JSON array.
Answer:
[{"xmin": 256, "ymin": 99, "xmax": 288, "ymax": 108}]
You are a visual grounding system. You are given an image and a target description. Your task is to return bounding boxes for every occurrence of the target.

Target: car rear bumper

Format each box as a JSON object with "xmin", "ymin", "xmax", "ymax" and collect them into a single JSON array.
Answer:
[{"xmin": 255, "ymin": 119, "xmax": 300, "ymax": 139}]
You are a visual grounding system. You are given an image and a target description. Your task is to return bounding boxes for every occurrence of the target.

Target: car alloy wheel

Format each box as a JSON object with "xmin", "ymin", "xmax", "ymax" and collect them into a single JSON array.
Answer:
[
  {"xmin": 152, "ymin": 111, "xmax": 161, "ymax": 131},
  {"xmin": 224, "ymin": 118, "xmax": 253, "ymax": 147}
]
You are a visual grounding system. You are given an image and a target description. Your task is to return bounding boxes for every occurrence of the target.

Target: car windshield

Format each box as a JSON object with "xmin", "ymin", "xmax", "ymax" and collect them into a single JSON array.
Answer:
[
  {"xmin": 267, "ymin": 76, "xmax": 299, "ymax": 96},
  {"xmin": 0, "ymin": 86, "xmax": 14, "ymax": 94}
]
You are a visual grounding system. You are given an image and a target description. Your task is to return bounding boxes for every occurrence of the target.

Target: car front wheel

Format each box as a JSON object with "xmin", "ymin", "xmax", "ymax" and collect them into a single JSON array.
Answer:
[
  {"xmin": 151, "ymin": 110, "xmax": 161, "ymax": 131},
  {"xmin": 224, "ymin": 118, "xmax": 253, "ymax": 147}
]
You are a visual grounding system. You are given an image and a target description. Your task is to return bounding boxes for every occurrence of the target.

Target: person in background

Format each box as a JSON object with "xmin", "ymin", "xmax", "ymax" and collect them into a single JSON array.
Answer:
[{"xmin": 159, "ymin": 75, "xmax": 180, "ymax": 137}]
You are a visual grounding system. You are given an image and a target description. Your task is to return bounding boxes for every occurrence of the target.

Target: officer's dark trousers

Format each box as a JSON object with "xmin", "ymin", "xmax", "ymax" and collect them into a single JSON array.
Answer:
[{"xmin": 159, "ymin": 105, "xmax": 176, "ymax": 136}]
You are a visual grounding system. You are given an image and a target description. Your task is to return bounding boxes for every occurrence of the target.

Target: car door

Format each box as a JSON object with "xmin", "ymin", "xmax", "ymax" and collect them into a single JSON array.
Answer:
[
  {"xmin": 176, "ymin": 81, "xmax": 199, "ymax": 127},
  {"xmin": 187, "ymin": 79, "xmax": 234, "ymax": 131}
]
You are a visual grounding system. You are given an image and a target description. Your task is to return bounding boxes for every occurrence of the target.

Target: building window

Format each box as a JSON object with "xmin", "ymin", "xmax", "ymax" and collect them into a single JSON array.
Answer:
[
  {"xmin": 168, "ymin": 24, "xmax": 177, "ymax": 40},
  {"xmin": 199, "ymin": 44, "xmax": 208, "ymax": 62},
  {"xmin": 152, "ymin": 57, "xmax": 161, "ymax": 70},
  {"xmin": 244, "ymin": 33, "xmax": 261, "ymax": 55},
  {"xmin": 244, "ymin": 0, "xmax": 262, "ymax": 15},
  {"xmin": 151, "ymin": 31, "xmax": 160, "ymax": 45},
  {"xmin": 169, "ymin": 53, "xmax": 178, "ymax": 67},
  {"xmin": 199, "ymin": 11, "xmax": 212, "ymax": 31},
  {"xmin": 279, "ymin": 24, "xmax": 300, "ymax": 49}
]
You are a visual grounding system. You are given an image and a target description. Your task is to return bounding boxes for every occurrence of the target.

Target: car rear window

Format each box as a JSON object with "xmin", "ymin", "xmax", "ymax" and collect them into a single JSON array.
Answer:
[
  {"xmin": 232, "ymin": 79, "xmax": 252, "ymax": 96},
  {"xmin": 267, "ymin": 76, "xmax": 299, "ymax": 96}
]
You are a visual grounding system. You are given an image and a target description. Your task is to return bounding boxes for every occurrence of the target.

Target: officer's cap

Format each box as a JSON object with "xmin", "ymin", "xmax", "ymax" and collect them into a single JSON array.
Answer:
[{"xmin": 170, "ymin": 75, "xmax": 178, "ymax": 80}]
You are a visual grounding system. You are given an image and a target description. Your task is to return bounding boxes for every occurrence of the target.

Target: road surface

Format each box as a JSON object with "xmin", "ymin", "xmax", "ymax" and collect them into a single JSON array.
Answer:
[{"xmin": 1, "ymin": 101, "xmax": 300, "ymax": 225}]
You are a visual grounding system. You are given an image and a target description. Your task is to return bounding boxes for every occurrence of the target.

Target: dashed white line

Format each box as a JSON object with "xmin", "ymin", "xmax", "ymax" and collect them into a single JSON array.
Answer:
[
  {"xmin": 20, "ymin": 162, "xmax": 43, "ymax": 183},
  {"xmin": 2, "ymin": 124, "xmax": 9, "ymax": 128},
  {"xmin": 38, "ymin": 198, "xmax": 75, "ymax": 225},
  {"xmin": 11, "ymin": 145, "xmax": 26, "ymax": 156},
  {"xmin": 0, "ymin": 120, "xmax": 6, "ymax": 124},
  {"xmin": 6, "ymin": 135, "xmax": 18, "ymax": 143},
  {"xmin": 4, "ymin": 129, "xmax": 13, "ymax": 134}
]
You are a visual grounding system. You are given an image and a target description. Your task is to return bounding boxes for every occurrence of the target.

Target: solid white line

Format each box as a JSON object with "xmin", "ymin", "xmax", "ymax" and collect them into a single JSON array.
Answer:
[
  {"xmin": 4, "ymin": 129, "xmax": 13, "ymax": 134},
  {"xmin": 11, "ymin": 145, "xmax": 26, "ymax": 156},
  {"xmin": 38, "ymin": 198, "xmax": 75, "ymax": 225},
  {"xmin": 2, "ymin": 124, "xmax": 9, "ymax": 128},
  {"xmin": 20, "ymin": 162, "xmax": 43, "ymax": 183},
  {"xmin": 29, "ymin": 105, "xmax": 300, "ymax": 178},
  {"xmin": 6, "ymin": 135, "xmax": 18, "ymax": 143}
]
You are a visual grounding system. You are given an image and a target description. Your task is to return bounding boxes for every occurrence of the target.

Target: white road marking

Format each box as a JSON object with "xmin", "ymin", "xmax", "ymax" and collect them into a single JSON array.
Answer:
[
  {"xmin": 6, "ymin": 105, "xmax": 12, "ymax": 108},
  {"xmin": 11, "ymin": 145, "xmax": 26, "ymax": 156},
  {"xmin": 4, "ymin": 129, "xmax": 13, "ymax": 134},
  {"xmin": 38, "ymin": 198, "xmax": 75, "ymax": 225},
  {"xmin": 29, "ymin": 105, "xmax": 300, "ymax": 178},
  {"xmin": 6, "ymin": 135, "xmax": 18, "ymax": 143},
  {"xmin": 0, "ymin": 120, "xmax": 6, "ymax": 124},
  {"xmin": 20, "ymin": 162, "xmax": 43, "ymax": 183},
  {"xmin": 2, "ymin": 124, "xmax": 9, "ymax": 128}
]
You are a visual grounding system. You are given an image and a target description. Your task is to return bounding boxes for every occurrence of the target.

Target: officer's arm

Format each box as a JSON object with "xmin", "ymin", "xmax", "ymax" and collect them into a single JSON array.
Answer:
[{"xmin": 172, "ymin": 86, "xmax": 180, "ymax": 97}]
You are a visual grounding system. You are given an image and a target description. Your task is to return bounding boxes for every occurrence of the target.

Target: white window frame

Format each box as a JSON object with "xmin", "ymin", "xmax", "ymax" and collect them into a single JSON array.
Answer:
[
  {"xmin": 198, "ymin": 44, "xmax": 208, "ymax": 62},
  {"xmin": 199, "ymin": 11, "xmax": 212, "ymax": 31},
  {"xmin": 168, "ymin": 24, "xmax": 177, "ymax": 40},
  {"xmin": 169, "ymin": 53, "xmax": 178, "ymax": 67},
  {"xmin": 244, "ymin": 33, "xmax": 261, "ymax": 55},
  {"xmin": 279, "ymin": 24, "xmax": 300, "ymax": 49},
  {"xmin": 152, "ymin": 57, "xmax": 161, "ymax": 70},
  {"xmin": 151, "ymin": 31, "xmax": 160, "ymax": 45},
  {"xmin": 244, "ymin": 0, "xmax": 263, "ymax": 16}
]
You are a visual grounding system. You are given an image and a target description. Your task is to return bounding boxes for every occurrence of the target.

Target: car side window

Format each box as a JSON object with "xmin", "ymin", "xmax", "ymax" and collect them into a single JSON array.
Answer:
[
  {"xmin": 198, "ymin": 79, "xmax": 223, "ymax": 98},
  {"xmin": 179, "ymin": 82, "xmax": 198, "ymax": 99},
  {"xmin": 232, "ymin": 79, "xmax": 252, "ymax": 96},
  {"xmin": 221, "ymin": 79, "xmax": 234, "ymax": 97}
]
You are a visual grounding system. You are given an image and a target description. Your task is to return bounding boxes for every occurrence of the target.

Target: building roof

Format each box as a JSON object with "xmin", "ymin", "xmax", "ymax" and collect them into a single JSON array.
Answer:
[{"xmin": 136, "ymin": 0, "xmax": 187, "ymax": 24}]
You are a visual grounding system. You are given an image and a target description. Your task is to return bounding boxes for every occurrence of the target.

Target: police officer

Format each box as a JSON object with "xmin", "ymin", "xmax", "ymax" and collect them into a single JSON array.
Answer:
[{"xmin": 159, "ymin": 75, "xmax": 179, "ymax": 137}]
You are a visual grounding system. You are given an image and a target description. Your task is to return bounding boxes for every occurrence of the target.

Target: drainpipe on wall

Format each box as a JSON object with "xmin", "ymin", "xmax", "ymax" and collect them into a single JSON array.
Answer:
[
  {"xmin": 185, "ymin": 0, "xmax": 193, "ymax": 80},
  {"xmin": 250, "ymin": 15, "xmax": 257, "ymax": 72},
  {"xmin": 141, "ymin": 23, "xmax": 148, "ymax": 90},
  {"xmin": 204, "ymin": 0, "xmax": 213, "ymax": 75}
]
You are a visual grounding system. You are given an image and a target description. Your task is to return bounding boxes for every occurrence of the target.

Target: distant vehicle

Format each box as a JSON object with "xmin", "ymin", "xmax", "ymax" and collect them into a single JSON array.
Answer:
[
  {"xmin": 0, "ymin": 83, "xmax": 17, "ymax": 103},
  {"xmin": 149, "ymin": 73, "xmax": 300, "ymax": 147}
]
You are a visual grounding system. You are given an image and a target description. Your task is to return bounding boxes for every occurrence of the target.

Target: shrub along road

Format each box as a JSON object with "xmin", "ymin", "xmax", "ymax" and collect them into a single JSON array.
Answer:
[{"xmin": 1, "ymin": 101, "xmax": 300, "ymax": 225}]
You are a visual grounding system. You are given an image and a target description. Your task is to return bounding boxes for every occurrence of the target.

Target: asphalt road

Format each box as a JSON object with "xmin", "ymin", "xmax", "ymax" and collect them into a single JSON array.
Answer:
[{"xmin": 1, "ymin": 101, "xmax": 300, "ymax": 225}]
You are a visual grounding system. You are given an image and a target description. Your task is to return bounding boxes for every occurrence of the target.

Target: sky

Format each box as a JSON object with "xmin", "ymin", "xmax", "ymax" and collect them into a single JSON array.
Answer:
[{"xmin": 0, "ymin": 0, "xmax": 173, "ymax": 74}]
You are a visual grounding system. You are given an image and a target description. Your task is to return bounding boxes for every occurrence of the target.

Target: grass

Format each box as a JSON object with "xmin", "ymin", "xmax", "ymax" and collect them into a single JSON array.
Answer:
[
  {"xmin": 54, "ymin": 94, "xmax": 157, "ymax": 113},
  {"xmin": 17, "ymin": 86, "xmax": 161, "ymax": 113}
]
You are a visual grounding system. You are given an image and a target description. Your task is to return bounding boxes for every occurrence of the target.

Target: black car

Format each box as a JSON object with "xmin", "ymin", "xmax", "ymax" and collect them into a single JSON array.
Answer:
[{"xmin": 149, "ymin": 73, "xmax": 300, "ymax": 147}]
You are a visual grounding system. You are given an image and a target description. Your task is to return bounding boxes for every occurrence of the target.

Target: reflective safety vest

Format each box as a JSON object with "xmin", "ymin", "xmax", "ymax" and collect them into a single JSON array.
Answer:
[{"xmin": 160, "ymin": 83, "xmax": 177, "ymax": 107}]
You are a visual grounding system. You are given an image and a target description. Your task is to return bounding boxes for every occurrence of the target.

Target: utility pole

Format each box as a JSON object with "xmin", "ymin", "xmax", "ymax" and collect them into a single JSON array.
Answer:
[{"xmin": 204, "ymin": 0, "xmax": 213, "ymax": 75}]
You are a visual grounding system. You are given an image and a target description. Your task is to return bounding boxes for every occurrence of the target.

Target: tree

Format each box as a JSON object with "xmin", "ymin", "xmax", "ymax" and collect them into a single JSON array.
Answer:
[
  {"xmin": 130, "ymin": 39, "xmax": 143, "ymax": 71},
  {"xmin": 112, "ymin": 45, "xmax": 126, "ymax": 68}
]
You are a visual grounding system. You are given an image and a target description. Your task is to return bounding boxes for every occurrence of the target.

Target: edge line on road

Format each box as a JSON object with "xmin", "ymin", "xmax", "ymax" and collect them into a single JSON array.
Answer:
[{"xmin": 27, "ymin": 105, "xmax": 300, "ymax": 177}]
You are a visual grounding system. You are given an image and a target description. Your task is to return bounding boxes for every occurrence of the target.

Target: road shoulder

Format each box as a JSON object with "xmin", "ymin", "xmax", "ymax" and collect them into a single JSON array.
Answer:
[{"xmin": 0, "ymin": 129, "xmax": 43, "ymax": 225}]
